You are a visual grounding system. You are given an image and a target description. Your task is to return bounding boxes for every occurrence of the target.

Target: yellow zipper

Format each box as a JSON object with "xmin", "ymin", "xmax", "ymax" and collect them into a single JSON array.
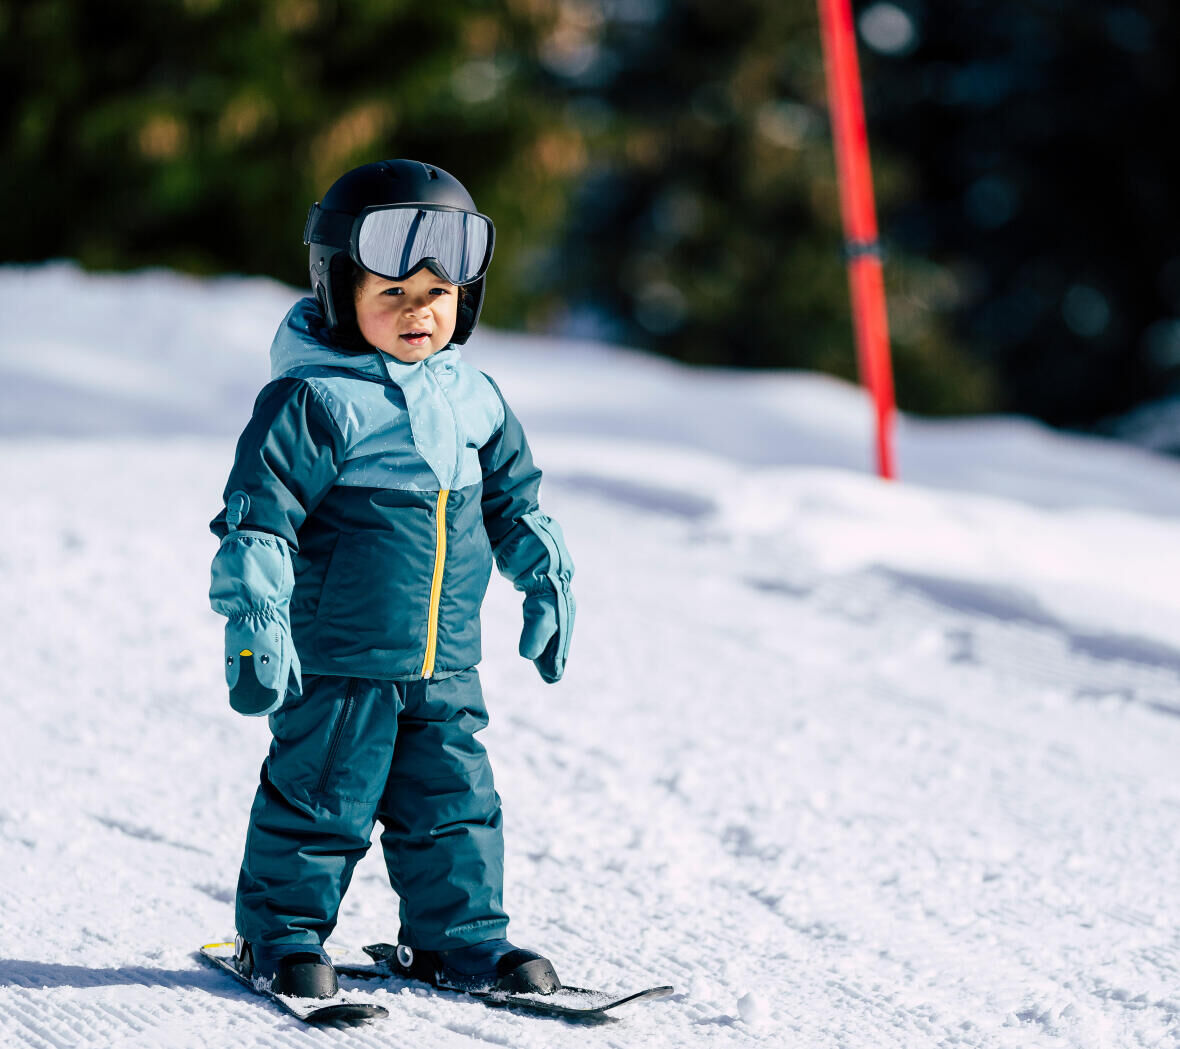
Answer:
[{"xmin": 421, "ymin": 488, "xmax": 449, "ymax": 678}]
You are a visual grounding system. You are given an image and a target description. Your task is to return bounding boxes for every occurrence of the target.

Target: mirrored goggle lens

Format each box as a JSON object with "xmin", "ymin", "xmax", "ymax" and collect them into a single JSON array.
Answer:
[{"xmin": 356, "ymin": 208, "xmax": 491, "ymax": 285}]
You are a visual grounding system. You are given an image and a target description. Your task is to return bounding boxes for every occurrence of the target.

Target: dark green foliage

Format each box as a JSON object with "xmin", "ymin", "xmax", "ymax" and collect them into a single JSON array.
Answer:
[
  {"xmin": 855, "ymin": 0, "xmax": 1180, "ymax": 426},
  {"xmin": 0, "ymin": 0, "xmax": 570, "ymax": 333},
  {"xmin": 12, "ymin": 0, "xmax": 1172, "ymax": 423},
  {"xmin": 538, "ymin": 0, "xmax": 990, "ymax": 415}
]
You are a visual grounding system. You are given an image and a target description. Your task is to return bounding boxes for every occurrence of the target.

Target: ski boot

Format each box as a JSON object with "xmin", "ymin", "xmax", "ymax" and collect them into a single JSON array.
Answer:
[
  {"xmin": 235, "ymin": 935, "xmax": 339, "ymax": 999},
  {"xmin": 390, "ymin": 938, "xmax": 561, "ymax": 994}
]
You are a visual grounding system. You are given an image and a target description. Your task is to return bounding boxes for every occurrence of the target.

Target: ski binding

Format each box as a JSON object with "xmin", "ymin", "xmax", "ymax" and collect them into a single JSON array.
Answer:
[
  {"xmin": 334, "ymin": 941, "xmax": 674, "ymax": 1022},
  {"xmin": 198, "ymin": 942, "xmax": 387, "ymax": 1025}
]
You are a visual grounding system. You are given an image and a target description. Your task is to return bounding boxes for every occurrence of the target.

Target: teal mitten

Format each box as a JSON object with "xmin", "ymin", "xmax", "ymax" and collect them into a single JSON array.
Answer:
[
  {"xmin": 222, "ymin": 609, "xmax": 301, "ymax": 716},
  {"xmin": 520, "ymin": 588, "xmax": 572, "ymax": 683},
  {"xmin": 209, "ymin": 507, "xmax": 302, "ymax": 715},
  {"xmin": 496, "ymin": 511, "xmax": 575, "ymax": 683}
]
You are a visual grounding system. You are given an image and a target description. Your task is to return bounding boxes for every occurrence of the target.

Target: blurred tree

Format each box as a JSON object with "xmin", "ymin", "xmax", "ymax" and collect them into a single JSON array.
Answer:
[
  {"xmin": 0, "ymin": 0, "xmax": 573, "ymax": 330},
  {"xmin": 535, "ymin": 0, "xmax": 992, "ymax": 415},
  {"xmin": 15, "ymin": 0, "xmax": 1175, "ymax": 427},
  {"xmin": 852, "ymin": 0, "xmax": 1180, "ymax": 426}
]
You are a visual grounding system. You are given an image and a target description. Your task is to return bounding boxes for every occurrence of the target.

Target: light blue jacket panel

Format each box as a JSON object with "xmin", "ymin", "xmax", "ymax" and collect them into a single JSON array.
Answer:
[{"xmin": 271, "ymin": 298, "xmax": 505, "ymax": 493}]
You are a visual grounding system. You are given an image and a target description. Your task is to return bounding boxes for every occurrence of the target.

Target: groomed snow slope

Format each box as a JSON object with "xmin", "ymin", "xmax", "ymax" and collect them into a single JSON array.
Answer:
[{"xmin": 3, "ymin": 263, "xmax": 1180, "ymax": 1049}]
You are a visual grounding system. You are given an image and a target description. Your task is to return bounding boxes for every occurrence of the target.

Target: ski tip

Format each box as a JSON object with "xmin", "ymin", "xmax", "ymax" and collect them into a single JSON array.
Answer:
[{"xmin": 303, "ymin": 1003, "xmax": 390, "ymax": 1024}]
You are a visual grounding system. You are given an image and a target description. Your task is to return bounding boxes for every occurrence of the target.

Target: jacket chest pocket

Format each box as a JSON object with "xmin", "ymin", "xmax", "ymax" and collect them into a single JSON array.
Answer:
[{"xmin": 313, "ymin": 529, "xmax": 429, "ymax": 661}]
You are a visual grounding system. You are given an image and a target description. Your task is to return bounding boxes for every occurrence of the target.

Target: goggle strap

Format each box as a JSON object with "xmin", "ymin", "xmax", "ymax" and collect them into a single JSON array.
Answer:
[{"xmin": 303, "ymin": 205, "xmax": 354, "ymax": 247}]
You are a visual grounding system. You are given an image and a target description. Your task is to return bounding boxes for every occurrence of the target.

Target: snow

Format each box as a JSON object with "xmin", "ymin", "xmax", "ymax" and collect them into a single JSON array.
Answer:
[{"xmin": 4, "ymin": 261, "xmax": 1180, "ymax": 1048}]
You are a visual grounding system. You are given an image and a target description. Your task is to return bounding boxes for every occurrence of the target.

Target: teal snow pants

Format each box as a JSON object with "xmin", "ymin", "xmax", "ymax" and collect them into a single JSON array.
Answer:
[{"xmin": 234, "ymin": 668, "xmax": 508, "ymax": 951}]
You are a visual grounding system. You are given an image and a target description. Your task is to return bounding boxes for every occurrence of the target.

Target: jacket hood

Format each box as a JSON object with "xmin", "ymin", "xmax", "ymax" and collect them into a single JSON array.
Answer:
[
  {"xmin": 269, "ymin": 297, "xmax": 473, "ymax": 490},
  {"xmin": 271, "ymin": 298, "xmax": 387, "ymax": 381},
  {"xmin": 270, "ymin": 297, "xmax": 461, "ymax": 383}
]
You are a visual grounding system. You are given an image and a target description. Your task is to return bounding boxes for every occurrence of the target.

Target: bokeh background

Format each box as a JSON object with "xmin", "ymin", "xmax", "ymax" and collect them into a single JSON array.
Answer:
[{"xmin": 4, "ymin": 0, "xmax": 1177, "ymax": 438}]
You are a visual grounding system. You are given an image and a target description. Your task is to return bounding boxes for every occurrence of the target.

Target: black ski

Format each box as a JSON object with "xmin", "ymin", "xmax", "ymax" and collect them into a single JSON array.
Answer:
[
  {"xmin": 198, "ymin": 943, "xmax": 388, "ymax": 1025},
  {"xmin": 335, "ymin": 942, "xmax": 674, "ymax": 1022}
]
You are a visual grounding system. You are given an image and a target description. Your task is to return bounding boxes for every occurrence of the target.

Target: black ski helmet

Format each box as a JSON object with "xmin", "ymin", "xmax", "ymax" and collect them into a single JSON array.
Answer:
[{"xmin": 304, "ymin": 159, "xmax": 494, "ymax": 345}]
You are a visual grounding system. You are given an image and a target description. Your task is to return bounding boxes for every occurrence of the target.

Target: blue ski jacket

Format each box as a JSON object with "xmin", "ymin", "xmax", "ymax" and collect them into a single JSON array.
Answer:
[{"xmin": 209, "ymin": 298, "xmax": 574, "ymax": 686}]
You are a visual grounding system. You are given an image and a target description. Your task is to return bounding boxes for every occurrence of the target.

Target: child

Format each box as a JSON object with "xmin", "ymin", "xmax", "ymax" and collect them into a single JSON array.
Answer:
[{"xmin": 208, "ymin": 159, "xmax": 575, "ymax": 1000}]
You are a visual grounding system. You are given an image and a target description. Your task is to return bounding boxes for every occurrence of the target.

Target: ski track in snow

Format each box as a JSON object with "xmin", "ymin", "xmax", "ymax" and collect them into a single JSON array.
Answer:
[{"xmin": 4, "ymin": 265, "xmax": 1180, "ymax": 1048}]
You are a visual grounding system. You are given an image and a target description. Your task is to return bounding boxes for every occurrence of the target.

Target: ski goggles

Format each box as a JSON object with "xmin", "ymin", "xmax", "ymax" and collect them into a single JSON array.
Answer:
[{"xmin": 304, "ymin": 202, "xmax": 495, "ymax": 286}]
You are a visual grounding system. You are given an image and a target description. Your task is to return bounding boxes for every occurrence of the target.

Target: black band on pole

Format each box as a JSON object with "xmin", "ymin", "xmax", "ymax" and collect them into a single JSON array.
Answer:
[{"xmin": 842, "ymin": 238, "xmax": 884, "ymax": 261}]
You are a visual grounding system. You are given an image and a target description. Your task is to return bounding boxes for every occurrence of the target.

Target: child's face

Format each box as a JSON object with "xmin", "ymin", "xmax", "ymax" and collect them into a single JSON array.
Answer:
[{"xmin": 354, "ymin": 268, "xmax": 460, "ymax": 362}]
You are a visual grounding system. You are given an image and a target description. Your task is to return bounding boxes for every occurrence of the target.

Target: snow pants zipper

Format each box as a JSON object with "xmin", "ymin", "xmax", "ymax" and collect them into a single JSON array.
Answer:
[
  {"xmin": 421, "ymin": 489, "xmax": 449, "ymax": 679},
  {"xmin": 315, "ymin": 678, "xmax": 359, "ymax": 794}
]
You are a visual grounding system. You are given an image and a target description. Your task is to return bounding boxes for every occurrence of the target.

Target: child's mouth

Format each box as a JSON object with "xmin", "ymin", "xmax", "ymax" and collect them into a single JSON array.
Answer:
[{"xmin": 400, "ymin": 331, "xmax": 431, "ymax": 346}]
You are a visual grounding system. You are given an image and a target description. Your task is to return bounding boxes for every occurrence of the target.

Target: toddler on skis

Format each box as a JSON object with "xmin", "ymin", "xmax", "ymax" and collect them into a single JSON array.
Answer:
[{"xmin": 208, "ymin": 159, "xmax": 575, "ymax": 1000}]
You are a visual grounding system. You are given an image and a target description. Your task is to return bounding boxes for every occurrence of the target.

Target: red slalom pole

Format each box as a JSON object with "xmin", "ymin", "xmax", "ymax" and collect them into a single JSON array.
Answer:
[{"xmin": 817, "ymin": 0, "xmax": 897, "ymax": 480}]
